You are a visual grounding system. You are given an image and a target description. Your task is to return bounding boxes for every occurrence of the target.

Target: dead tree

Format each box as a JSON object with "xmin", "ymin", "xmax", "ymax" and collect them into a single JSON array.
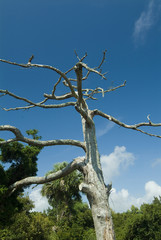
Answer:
[{"xmin": 0, "ymin": 52, "xmax": 161, "ymax": 240}]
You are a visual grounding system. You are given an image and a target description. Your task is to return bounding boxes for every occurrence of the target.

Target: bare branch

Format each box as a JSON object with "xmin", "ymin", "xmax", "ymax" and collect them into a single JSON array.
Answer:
[
  {"xmin": 80, "ymin": 62, "xmax": 107, "ymax": 80},
  {"xmin": 8, "ymin": 157, "xmax": 85, "ymax": 194},
  {"xmin": 83, "ymin": 81, "xmax": 126, "ymax": 101},
  {"xmin": 104, "ymin": 80, "xmax": 126, "ymax": 93},
  {"xmin": 74, "ymin": 51, "xmax": 88, "ymax": 62},
  {"xmin": 28, "ymin": 55, "xmax": 34, "ymax": 64},
  {"xmin": 92, "ymin": 110, "xmax": 161, "ymax": 138},
  {"xmin": 44, "ymin": 92, "xmax": 73, "ymax": 100},
  {"xmin": 1, "ymin": 102, "xmax": 76, "ymax": 111},
  {"xmin": 0, "ymin": 89, "xmax": 47, "ymax": 107},
  {"xmin": 97, "ymin": 49, "xmax": 107, "ymax": 69},
  {"xmin": 0, "ymin": 89, "xmax": 76, "ymax": 111},
  {"xmin": 52, "ymin": 76, "xmax": 62, "ymax": 96},
  {"xmin": 74, "ymin": 50, "xmax": 81, "ymax": 61},
  {"xmin": 0, "ymin": 58, "xmax": 78, "ymax": 100},
  {"xmin": 0, "ymin": 125, "xmax": 86, "ymax": 151},
  {"xmin": 82, "ymin": 70, "xmax": 90, "ymax": 80},
  {"xmin": 51, "ymin": 64, "xmax": 76, "ymax": 96},
  {"xmin": 147, "ymin": 114, "xmax": 152, "ymax": 124},
  {"xmin": 79, "ymin": 52, "xmax": 88, "ymax": 62}
]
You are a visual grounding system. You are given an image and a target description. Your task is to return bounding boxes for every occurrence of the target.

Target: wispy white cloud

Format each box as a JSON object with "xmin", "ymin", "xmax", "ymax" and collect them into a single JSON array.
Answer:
[
  {"xmin": 110, "ymin": 181, "xmax": 161, "ymax": 212},
  {"xmin": 133, "ymin": 0, "xmax": 161, "ymax": 44},
  {"xmin": 152, "ymin": 158, "xmax": 161, "ymax": 167},
  {"xmin": 101, "ymin": 146, "xmax": 135, "ymax": 183},
  {"xmin": 97, "ymin": 121, "xmax": 115, "ymax": 137},
  {"xmin": 29, "ymin": 187, "xmax": 50, "ymax": 212}
]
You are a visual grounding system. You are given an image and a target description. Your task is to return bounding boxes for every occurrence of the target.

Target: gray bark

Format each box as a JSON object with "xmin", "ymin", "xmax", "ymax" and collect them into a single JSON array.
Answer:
[{"xmin": 79, "ymin": 109, "xmax": 115, "ymax": 240}]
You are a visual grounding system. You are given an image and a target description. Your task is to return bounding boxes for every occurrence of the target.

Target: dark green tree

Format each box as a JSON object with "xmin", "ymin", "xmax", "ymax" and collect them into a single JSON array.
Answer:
[
  {"xmin": 0, "ymin": 130, "xmax": 42, "ymax": 226},
  {"xmin": 0, "ymin": 195, "xmax": 54, "ymax": 240},
  {"xmin": 112, "ymin": 197, "xmax": 161, "ymax": 240}
]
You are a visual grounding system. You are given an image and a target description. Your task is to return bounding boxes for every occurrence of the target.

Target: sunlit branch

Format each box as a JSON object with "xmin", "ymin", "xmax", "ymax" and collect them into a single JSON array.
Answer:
[
  {"xmin": 0, "ymin": 125, "xmax": 86, "ymax": 151},
  {"xmin": 44, "ymin": 92, "xmax": 73, "ymax": 100},
  {"xmin": 92, "ymin": 110, "xmax": 161, "ymax": 138},
  {"xmin": 8, "ymin": 157, "xmax": 85, "ymax": 195}
]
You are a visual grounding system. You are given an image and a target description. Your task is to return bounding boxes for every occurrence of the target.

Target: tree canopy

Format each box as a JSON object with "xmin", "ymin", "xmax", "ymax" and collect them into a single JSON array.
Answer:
[
  {"xmin": 112, "ymin": 197, "xmax": 161, "ymax": 240},
  {"xmin": 0, "ymin": 130, "xmax": 42, "ymax": 226}
]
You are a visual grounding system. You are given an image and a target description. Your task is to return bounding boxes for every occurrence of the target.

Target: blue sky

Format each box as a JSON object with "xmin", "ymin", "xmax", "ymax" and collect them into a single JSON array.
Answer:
[{"xmin": 1, "ymin": 0, "xmax": 161, "ymax": 212}]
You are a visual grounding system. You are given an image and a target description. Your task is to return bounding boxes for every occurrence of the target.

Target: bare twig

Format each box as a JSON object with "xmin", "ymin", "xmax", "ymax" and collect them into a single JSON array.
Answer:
[
  {"xmin": 74, "ymin": 51, "xmax": 88, "ymax": 63},
  {"xmin": 52, "ymin": 76, "xmax": 62, "ymax": 96},
  {"xmin": 28, "ymin": 55, "xmax": 34, "ymax": 64},
  {"xmin": 97, "ymin": 50, "xmax": 107, "ymax": 69},
  {"xmin": 74, "ymin": 50, "xmax": 80, "ymax": 61},
  {"xmin": 147, "ymin": 114, "xmax": 152, "ymax": 124},
  {"xmin": 79, "ymin": 52, "xmax": 88, "ymax": 62}
]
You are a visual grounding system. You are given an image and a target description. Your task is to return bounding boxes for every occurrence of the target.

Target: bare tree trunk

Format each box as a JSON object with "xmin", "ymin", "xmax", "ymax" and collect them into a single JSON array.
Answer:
[{"xmin": 79, "ymin": 115, "xmax": 115, "ymax": 240}]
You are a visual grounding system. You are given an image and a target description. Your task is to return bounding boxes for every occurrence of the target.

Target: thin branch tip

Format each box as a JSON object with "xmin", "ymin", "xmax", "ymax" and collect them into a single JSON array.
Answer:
[
  {"xmin": 28, "ymin": 55, "xmax": 34, "ymax": 64},
  {"xmin": 147, "ymin": 114, "xmax": 152, "ymax": 124}
]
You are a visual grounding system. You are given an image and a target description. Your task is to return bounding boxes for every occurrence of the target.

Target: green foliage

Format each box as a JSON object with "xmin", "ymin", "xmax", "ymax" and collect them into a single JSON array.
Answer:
[
  {"xmin": 2, "ymin": 138, "xmax": 161, "ymax": 239},
  {"xmin": 0, "ymin": 130, "xmax": 42, "ymax": 227},
  {"xmin": 50, "ymin": 201, "xmax": 95, "ymax": 240},
  {"xmin": 112, "ymin": 197, "xmax": 161, "ymax": 240},
  {"xmin": 0, "ymin": 196, "xmax": 54, "ymax": 240},
  {"xmin": 26, "ymin": 129, "xmax": 42, "ymax": 140}
]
